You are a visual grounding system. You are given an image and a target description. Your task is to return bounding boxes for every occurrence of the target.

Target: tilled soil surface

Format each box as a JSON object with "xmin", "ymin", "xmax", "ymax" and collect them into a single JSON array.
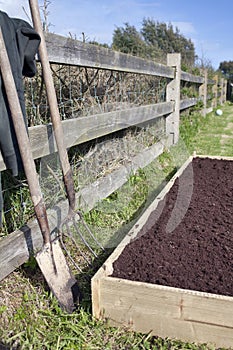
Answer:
[{"xmin": 111, "ymin": 157, "xmax": 233, "ymax": 296}]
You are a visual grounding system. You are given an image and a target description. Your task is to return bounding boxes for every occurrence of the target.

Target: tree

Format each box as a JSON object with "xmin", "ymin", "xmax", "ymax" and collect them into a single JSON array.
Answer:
[
  {"xmin": 89, "ymin": 41, "xmax": 110, "ymax": 49},
  {"xmin": 112, "ymin": 23, "xmax": 147, "ymax": 57},
  {"xmin": 219, "ymin": 61, "xmax": 233, "ymax": 101},
  {"xmin": 111, "ymin": 19, "xmax": 196, "ymax": 67},
  {"xmin": 42, "ymin": 0, "xmax": 52, "ymax": 32},
  {"xmin": 141, "ymin": 18, "xmax": 195, "ymax": 67},
  {"xmin": 219, "ymin": 61, "xmax": 233, "ymax": 80}
]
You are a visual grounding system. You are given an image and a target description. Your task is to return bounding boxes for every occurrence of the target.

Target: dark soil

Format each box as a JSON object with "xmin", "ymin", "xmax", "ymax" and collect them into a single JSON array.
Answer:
[{"xmin": 111, "ymin": 158, "xmax": 233, "ymax": 297}]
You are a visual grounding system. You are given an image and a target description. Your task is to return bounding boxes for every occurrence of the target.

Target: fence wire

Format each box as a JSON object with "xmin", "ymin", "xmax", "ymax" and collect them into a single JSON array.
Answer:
[{"xmin": 24, "ymin": 64, "xmax": 169, "ymax": 126}]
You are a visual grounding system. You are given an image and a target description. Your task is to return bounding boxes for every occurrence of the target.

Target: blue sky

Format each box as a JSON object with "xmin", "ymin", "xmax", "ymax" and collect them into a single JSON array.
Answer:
[{"xmin": 0, "ymin": 0, "xmax": 233, "ymax": 69}]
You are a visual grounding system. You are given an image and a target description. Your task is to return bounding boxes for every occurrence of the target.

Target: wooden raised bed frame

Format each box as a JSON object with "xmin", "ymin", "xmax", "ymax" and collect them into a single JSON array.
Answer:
[{"xmin": 92, "ymin": 155, "xmax": 233, "ymax": 348}]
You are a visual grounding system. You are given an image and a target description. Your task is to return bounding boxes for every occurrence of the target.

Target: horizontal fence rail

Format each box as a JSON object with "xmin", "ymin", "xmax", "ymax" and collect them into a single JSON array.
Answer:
[
  {"xmin": 45, "ymin": 33, "xmax": 175, "ymax": 78},
  {"xmin": 180, "ymin": 98, "xmax": 199, "ymax": 111},
  {"xmin": 0, "ymin": 101, "xmax": 173, "ymax": 171},
  {"xmin": 180, "ymin": 71, "xmax": 204, "ymax": 84}
]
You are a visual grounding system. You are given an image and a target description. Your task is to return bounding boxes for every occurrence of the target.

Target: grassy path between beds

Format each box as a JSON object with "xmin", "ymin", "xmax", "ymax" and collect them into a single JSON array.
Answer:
[
  {"xmin": 180, "ymin": 102, "xmax": 233, "ymax": 156},
  {"xmin": 0, "ymin": 103, "xmax": 233, "ymax": 350}
]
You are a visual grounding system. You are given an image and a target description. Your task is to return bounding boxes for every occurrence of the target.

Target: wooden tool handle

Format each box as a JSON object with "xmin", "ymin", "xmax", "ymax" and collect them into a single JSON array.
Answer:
[
  {"xmin": 29, "ymin": 0, "xmax": 76, "ymax": 212},
  {"xmin": 0, "ymin": 26, "xmax": 51, "ymax": 245}
]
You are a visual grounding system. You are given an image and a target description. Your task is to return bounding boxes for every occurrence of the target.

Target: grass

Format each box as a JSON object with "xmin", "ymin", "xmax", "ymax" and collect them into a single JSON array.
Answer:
[
  {"xmin": 180, "ymin": 103, "xmax": 233, "ymax": 156},
  {"xmin": 0, "ymin": 271, "xmax": 221, "ymax": 350},
  {"xmin": 1, "ymin": 103, "xmax": 233, "ymax": 349}
]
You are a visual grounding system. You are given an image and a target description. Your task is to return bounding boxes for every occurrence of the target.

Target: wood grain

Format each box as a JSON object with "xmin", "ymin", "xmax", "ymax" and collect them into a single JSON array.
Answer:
[{"xmin": 45, "ymin": 33, "xmax": 175, "ymax": 78}]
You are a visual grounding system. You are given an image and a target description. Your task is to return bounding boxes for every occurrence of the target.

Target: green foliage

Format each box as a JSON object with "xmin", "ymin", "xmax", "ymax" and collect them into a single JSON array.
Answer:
[
  {"xmin": 141, "ymin": 18, "xmax": 195, "ymax": 66},
  {"xmin": 219, "ymin": 60, "xmax": 233, "ymax": 80},
  {"xmin": 180, "ymin": 103, "xmax": 233, "ymax": 157},
  {"xmin": 189, "ymin": 102, "xmax": 233, "ymax": 156},
  {"xmin": 112, "ymin": 18, "xmax": 196, "ymax": 67},
  {"xmin": 23, "ymin": 257, "xmax": 38, "ymax": 271},
  {"xmin": 112, "ymin": 22, "xmax": 148, "ymax": 57},
  {"xmin": 179, "ymin": 112, "xmax": 206, "ymax": 152},
  {"xmin": 84, "ymin": 169, "xmax": 149, "ymax": 229},
  {"xmin": 1, "ymin": 171, "xmax": 34, "ymax": 235},
  {"xmin": 89, "ymin": 41, "xmax": 110, "ymax": 49},
  {"xmin": 181, "ymin": 86, "xmax": 199, "ymax": 99}
]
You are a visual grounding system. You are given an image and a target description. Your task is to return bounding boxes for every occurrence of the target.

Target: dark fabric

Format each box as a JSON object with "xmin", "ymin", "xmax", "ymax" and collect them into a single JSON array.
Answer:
[
  {"xmin": 0, "ymin": 11, "xmax": 41, "ymax": 225},
  {"xmin": 0, "ymin": 172, "xmax": 2, "ymax": 225}
]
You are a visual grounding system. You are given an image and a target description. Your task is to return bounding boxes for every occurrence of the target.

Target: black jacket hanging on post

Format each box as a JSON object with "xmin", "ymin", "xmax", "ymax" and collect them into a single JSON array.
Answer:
[{"xmin": 0, "ymin": 10, "xmax": 41, "ymax": 225}]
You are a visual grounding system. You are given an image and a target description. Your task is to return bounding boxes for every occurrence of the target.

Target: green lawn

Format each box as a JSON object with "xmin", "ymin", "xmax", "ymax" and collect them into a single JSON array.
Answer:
[
  {"xmin": 181, "ymin": 103, "xmax": 233, "ymax": 157},
  {"xmin": 0, "ymin": 103, "xmax": 233, "ymax": 349}
]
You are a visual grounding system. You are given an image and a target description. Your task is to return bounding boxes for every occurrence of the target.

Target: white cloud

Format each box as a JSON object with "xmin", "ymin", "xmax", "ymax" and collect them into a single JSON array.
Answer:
[{"xmin": 171, "ymin": 21, "xmax": 196, "ymax": 37}]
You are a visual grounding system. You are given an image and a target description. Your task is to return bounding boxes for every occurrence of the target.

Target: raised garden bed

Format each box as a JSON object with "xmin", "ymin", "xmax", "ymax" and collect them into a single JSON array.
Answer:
[{"xmin": 92, "ymin": 155, "xmax": 233, "ymax": 348}]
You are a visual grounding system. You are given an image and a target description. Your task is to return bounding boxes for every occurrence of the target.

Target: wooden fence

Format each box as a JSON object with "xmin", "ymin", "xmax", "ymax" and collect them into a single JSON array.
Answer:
[{"xmin": 0, "ymin": 33, "xmax": 227, "ymax": 281}]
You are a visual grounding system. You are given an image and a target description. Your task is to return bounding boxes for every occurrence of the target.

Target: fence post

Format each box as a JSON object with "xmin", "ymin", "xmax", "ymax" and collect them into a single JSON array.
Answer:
[
  {"xmin": 212, "ymin": 75, "xmax": 218, "ymax": 108},
  {"xmin": 223, "ymin": 79, "xmax": 227, "ymax": 103},
  {"xmin": 166, "ymin": 53, "xmax": 181, "ymax": 145},
  {"xmin": 199, "ymin": 69, "xmax": 207, "ymax": 116},
  {"xmin": 219, "ymin": 78, "xmax": 224, "ymax": 105}
]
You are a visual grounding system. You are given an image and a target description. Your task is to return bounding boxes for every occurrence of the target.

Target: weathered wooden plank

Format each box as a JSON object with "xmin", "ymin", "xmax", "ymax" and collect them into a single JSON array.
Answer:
[
  {"xmin": 181, "ymin": 71, "xmax": 204, "ymax": 84},
  {"xmin": 92, "ymin": 155, "xmax": 233, "ymax": 349},
  {"xmin": 0, "ymin": 102, "xmax": 172, "ymax": 171},
  {"xmin": 45, "ymin": 33, "xmax": 175, "ymax": 78},
  {"xmin": 99, "ymin": 277, "xmax": 233, "ymax": 328},
  {"xmin": 97, "ymin": 277, "xmax": 233, "ymax": 348},
  {"xmin": 180, "ymin": 98, "xmax": 198, "ymax": 110},
  {"xmin": 0, "ymin": 140, "xmax": 165, "ymax": 281}
]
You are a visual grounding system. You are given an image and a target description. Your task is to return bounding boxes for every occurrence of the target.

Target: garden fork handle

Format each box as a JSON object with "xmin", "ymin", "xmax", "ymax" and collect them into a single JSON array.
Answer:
[{"xmin": 29, "ymin": 0, "xmax": 76, "ymax": 213}]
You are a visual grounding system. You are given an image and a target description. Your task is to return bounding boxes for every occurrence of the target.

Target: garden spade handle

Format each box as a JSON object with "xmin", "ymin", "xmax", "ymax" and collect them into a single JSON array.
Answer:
[
  {"xmin": 0, "ymin": 27, "xmax": 51, "ymax": 245},
  {"xmin": 29, "ymin": 0, "xmax": 76, "ymax": 213}
]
